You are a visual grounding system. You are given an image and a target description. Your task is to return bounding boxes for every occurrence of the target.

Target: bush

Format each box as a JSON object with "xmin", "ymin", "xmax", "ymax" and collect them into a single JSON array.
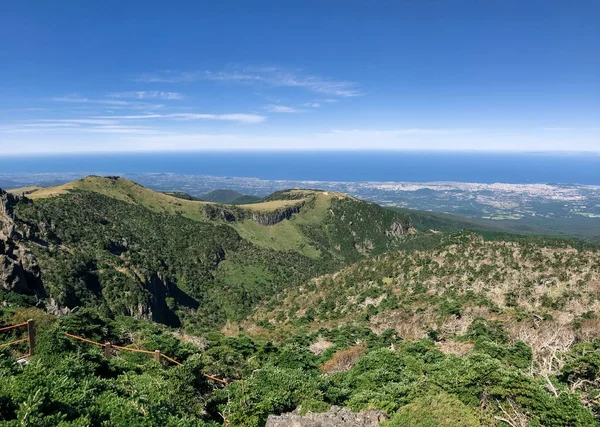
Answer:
[{"xmin": 383, "ymin": 392, "xmax": 482, "ymax": 427}]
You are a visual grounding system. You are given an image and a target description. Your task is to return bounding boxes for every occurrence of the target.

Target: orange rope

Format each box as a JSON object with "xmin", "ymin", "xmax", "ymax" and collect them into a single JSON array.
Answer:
[
  {"xmin": 204, "ymin": 373, "xmax": 228, "ymax": 384},
  {"xmin": 0, "ymin": 337, "xmax": 29, "ymax": 348},
  {"xmin": 112, "ymin": 344, "xmax": 155, "ymax": 355},
  {"xmin": 65, "ymin": 333, "xmax": 105, "ymax": 346},
  {"xmin": 0, "ymin": 322, "xmax": 28, "ymax": 332},
  {"xmin": 63, "ymin": 333, "xmax": 228, "ymax": 384},
  {"xmin": 161, "ymin": 354, "xmax": 183, "ymax": 366}
]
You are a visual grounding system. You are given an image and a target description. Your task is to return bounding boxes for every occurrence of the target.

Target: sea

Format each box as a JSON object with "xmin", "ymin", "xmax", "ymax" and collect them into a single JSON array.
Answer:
[{"xmin": 0, "ymin": 151, "xmax": 599, "ymax": 185}]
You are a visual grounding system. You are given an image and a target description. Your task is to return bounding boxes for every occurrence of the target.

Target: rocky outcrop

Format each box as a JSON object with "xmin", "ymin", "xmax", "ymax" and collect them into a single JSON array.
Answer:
[
  {"xmin": 246, "ymin": 203, "xmax": 304, "ymax": 226},
  {"xmin": 202, "ymin": 204, "xmax": 238, "ymax": 222},
  {"xmin": 202, "ymin": 201, "xmax": 305, "ymax": 226},
  {"xmin": 386, "ymin": 220, "xmax": 412, "ymax": 238},
  {"xmin": 266, "ymin": 406, "xmax": 388, "ymax": 427},
  {"xmin": 0, "ymin": 188, "xmax": 19, "ymax": 219},
  {"xmin": 0, "ymin": 188, "xmax": 43, "ymax": 296}
]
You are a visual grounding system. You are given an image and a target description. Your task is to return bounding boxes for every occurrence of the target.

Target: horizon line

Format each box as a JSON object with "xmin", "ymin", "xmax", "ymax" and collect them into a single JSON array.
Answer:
[{"xmin": 1, "ymin": 149, "xmax": 600, "ymax": 157}]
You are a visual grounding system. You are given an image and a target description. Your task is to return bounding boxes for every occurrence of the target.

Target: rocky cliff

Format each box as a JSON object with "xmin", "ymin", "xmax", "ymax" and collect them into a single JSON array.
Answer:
[
  {"xmin": 0, "ymin": 189, "xmax": 43, "ymax": 296},
  {"xmin": 245, "ymin": 203, "xmax": 304, "ymax": 226},
  {"xmin": 201, "ymin": 201, "xmax": 305, "ymax": 225}
]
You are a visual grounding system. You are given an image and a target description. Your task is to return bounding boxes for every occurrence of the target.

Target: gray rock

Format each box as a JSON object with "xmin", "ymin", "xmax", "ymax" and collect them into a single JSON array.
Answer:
[
  {"xmin": 265, "ymin": 406, "xmax": 388, "ymax": 427},
  {"xmin": 0, "ymin": 188, "xmax": 42, "ymax": 296}
]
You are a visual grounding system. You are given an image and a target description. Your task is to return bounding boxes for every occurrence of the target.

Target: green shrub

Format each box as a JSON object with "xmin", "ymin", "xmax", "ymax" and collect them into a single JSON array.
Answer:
[{"xmin": 383, "ymin": 392, "xmax": 482, "ymax": 427}]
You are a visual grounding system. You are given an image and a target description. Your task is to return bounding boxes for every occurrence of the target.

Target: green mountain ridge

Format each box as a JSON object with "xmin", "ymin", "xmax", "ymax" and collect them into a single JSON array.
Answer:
[
  {"xmin": 2, "ymin": 176, "xmax": 600, "ymax": 426},
  {"xmin": 0, "ymin": 176, "xmax": 414, "ymax": 329}
]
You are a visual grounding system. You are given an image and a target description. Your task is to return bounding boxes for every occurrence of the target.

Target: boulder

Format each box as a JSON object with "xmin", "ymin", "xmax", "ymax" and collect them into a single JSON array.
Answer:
[{"xmin": 265, "ymin": 406, "xmax": 388, "ymax": 427}]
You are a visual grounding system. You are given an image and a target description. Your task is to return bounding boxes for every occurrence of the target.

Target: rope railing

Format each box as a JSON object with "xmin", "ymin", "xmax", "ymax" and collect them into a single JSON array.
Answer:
[
  {"xmin": 0, "ymin": 320, "xmax": 36, "ymax": 356},
  {"xmin": 64, "ymin": 333, "xmax": 104, "ymax": 347},
  {"xmin": 112, "ymin": 344, "xmax": 155, "ymax": 355},
  {"xmin": 64, "ymin": 332, "xmax": 228, "ymax": 384},
  {"xmin": 160, "ymin": 353, "xmax": 184, "ymax": 366},
  {"xmin": 0, "ymin": 322, "xmax": 28, "ymax": 332},
  {"xmin": 3, "ymin": 323, "xmax": 229, "ymax": 384},
  {"xmin": 0, "ymin": 337, "xmax": 29, "ymax": 348}
]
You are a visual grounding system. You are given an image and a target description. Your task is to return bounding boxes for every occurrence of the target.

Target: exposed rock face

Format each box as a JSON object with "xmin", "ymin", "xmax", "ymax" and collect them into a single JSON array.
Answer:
[
  {"xmin": 202, "ymin": 201, "xmax": 305, "ymax": 226},
  {"xmin": 202, "ymin": 204, "xmax": 238, "ymax": 222},
  {"xmin": 0, "ymin": 188, "xmax": 43, "ymax": 296},
  {"xmin": 265, "ymin": 406, "xmax": 388, "ymax": 427},
  {"xmin": 247, "ymin": 203, "xmax": 304, "ymax": 226},
  {"xmin": 386, "ymin": 221, "xmax": 406, "ymax": 238}
]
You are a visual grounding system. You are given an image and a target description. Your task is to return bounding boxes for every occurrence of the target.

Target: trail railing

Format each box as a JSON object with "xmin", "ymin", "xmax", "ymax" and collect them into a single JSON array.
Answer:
[
  {"xmin": 0, "ymin": 321, "xmax": 227, "ymax": 384},
  {"xmin": 65, "ymin": 332, "xmax": 227, "ymax": 384},
  {"xmin": 0, "ymin": 319, "xmax": 36, "ymax": 358}
]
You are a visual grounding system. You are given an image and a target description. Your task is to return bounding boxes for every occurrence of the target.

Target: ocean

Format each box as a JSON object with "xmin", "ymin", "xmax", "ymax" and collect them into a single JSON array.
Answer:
[{"xmin": 0, "ymin": 151, "xmax": 599, "ymax": 185}]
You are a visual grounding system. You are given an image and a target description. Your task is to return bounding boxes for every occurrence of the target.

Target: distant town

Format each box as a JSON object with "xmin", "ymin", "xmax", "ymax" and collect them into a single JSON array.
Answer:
[{"xmin": 2, "ymin": 172, "xmax": 600, "ymax": 240}]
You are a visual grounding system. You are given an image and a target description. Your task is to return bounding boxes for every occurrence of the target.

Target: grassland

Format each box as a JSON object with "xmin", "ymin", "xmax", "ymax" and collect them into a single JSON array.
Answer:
[
  {"xmin": 233, "ymin": 219, "xmax": 321, "ymax": 258},
  {"xmin": 24, "ymin": 176, "xmax": 311, "ymax": 222},
  {"xmin": 6, "ymin": 185, "xmax": 43, "ymax": 195}
]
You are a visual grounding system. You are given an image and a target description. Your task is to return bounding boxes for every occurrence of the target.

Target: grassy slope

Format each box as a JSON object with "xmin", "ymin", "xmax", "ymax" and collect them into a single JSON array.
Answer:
[
  {"xmin": 7, "ymin": 185, "xmax": 44, "ymax": 195},
  {"xmin": 26, "ymin": 176, "xmax": 306, "ymax": 222},
  {"xmin": 232, "ymin": 219, "xmax": 321, "ymax": 258}
]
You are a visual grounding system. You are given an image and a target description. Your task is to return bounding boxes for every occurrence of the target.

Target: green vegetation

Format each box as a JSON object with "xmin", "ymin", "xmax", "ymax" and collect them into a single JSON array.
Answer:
[
  {"xmin": 1, "ymin": 308, "xmax": 597, "ymax": 426},
  {"xmin": 201, "ymin": 189, "xmax": 246, "ymax": 204},
  {"xmin": 5, "ymin": 177, "xmax": 412, "ymax": 330},
  {"xmin": 200, "ymin": 189, "xmax": 262, "ymax": 205},
  {"xmin": 233, "ymin": 219, "xmax": 321, "ymax": 258},
  {"xmin": 1, "ymin": 176, "xmax": 599, "ymax": 425},
  {"xmin": 162, "ymin": 191, "xmax": 204, "ymax": 201}
]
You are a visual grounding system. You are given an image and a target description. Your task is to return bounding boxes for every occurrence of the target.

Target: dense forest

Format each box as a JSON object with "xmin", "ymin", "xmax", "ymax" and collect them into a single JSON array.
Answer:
[{"xmin": 1, "ymin": 178, "xmax": 599, "ymax": 426}]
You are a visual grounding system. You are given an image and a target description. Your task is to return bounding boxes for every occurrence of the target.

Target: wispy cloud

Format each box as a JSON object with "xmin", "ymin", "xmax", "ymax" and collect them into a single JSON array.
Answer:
[
  {"xmin": 0, "ymin": 121, "xmax": 166, "ymax": 135},
  {"xmin": 108, "ymin": 91, "xmax": 184, "ymax": 100},
  {"xmin": 543, "ymin": 127, "xmax": 600, "ymax": 132},
  {"xmin": 304, "ymin": 103, "xmax": 321, "ymax": 108},
  {"xmin": 39, "ymin": 119, "xmax": 120, "ymax": 125},
  {"xmin": 53, "ymin": 95, "xmax": 132, "ymax": 106},
  {"xmin": 52, "ymin": 94, "xmax": 164, "ymax": 109},
  {"xmin": 136, "ymin": 67, "xmax": 361, "ymax": 97},
  {"xmin": 325, "ymin": 128, "xmax": 477, "ymax": 136},
  {"xmin": 92, "ymin": 113, "xmax": 266, "ymax": 124},
  {"xmin": 264, "ymin": 104, "xmax": 297, "ymax": 113},
  {"xmin": 0, "ymin": 107, "xmax": 52, "ymax": 112}
]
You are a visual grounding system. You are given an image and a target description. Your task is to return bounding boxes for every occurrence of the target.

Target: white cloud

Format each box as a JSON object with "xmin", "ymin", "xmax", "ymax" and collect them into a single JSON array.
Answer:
[
  {"xmin": 52, "ymin": 94, "xmax": 164, "ymax": 109},
  {"xmin": 324, "ymin": 128, "xmax": 477, "ymax": 136},
  {"xmin": 136, "ymin": 67, "xmax": 361, "ymax": 97},
  {"xmin": 264, "ymin": 104, "xmax": 297, "ymax": 113},
  {"xmin": 0, "ymin": 122, "xmax": 166, "ymax": 136},
  {"xmin": 108, "ymin": 91, "xmax": 184, "ymax": 100},
  {"xmin": 22, "ymin": 123, "xmax": 79, "ymax": 128},
  {"xmin": 39, "ymin": 119, "xmax": 121, "ymax": 125},
  {"xmin": 53, "ymin": 95, "xmax": 131, "ymax": 106},
  {"xmin": 84, "ymin": 125, "xmax": 166, "ymax": 135},
  {"xmin": 304, "ymin": 103, "xmax": 321, "ymax": 108},
  {"xmin": 543, "ymin": 127, "xmax": 600, "ymax": 132},
  {"xmin": 92, "ymin": 113, "xmax": 266, "ymax": 124}
]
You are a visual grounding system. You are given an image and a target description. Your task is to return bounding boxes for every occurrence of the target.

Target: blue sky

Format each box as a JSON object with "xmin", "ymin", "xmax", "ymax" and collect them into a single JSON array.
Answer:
[{"xmin": 1, "ymin": 0, "xmax": 599, "ymax": 153}]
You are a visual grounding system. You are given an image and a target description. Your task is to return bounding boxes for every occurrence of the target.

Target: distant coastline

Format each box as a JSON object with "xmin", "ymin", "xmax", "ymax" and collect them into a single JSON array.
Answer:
[{"xmin": 0, "ymin": 151, "xmax": 599, "ymax": 185}]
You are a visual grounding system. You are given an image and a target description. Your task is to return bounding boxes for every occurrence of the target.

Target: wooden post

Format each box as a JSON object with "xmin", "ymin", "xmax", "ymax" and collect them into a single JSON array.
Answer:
[
  {"xmin": 154, "ymin": 349, "xmax": 161, "ymax": 363},
  {"xmin": 104, "ymin": 342, "xmax": 112, "ymax": 360},
  {"xmin": 27, "ymin": 319, "xmax": 36, "ymax": 356}
]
